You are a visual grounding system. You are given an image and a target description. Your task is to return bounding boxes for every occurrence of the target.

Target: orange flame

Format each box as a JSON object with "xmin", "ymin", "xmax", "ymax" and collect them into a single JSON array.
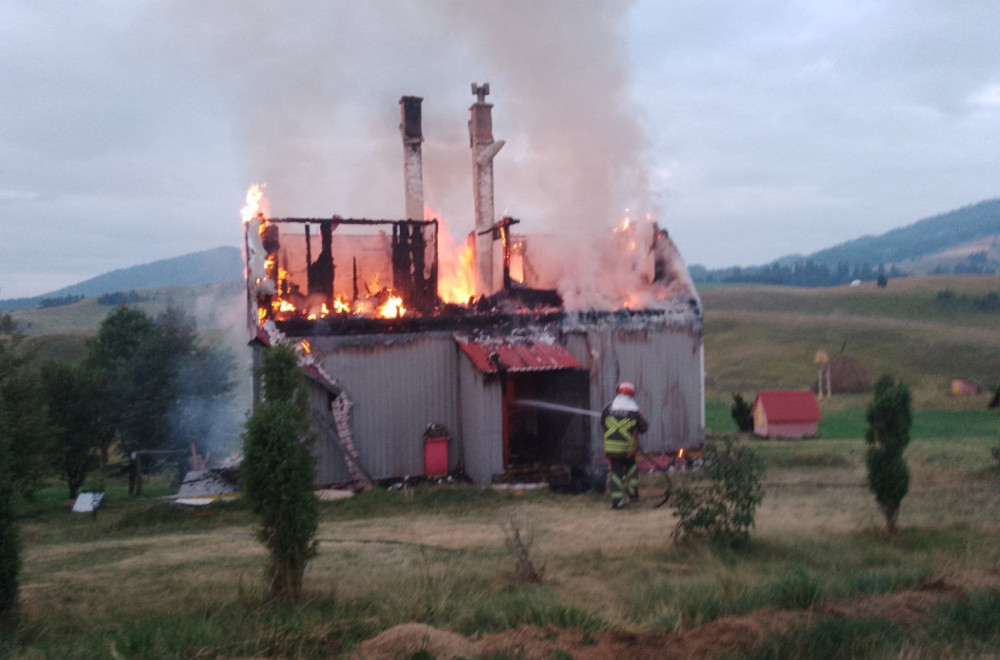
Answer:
[
  {"xmin": 300, "ymin": 340, "xmax": 311, "ymax": 354},
  {"xmin": 378, "ymin": 295, "xmax": 406, "ymax": 319},
  {"xmin": 241, "ymin": 183, "xmax": 268, "ymax": 223},
  {"xmin": 429, "ymin": 204, "xmax": 476, "ymax": 303}
]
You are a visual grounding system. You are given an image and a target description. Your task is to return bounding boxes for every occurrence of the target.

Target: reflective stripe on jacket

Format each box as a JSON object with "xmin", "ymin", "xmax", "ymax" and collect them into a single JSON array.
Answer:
[{"xmin": 601, "ymin": 394, "xmax": 649, "ymax": 455}]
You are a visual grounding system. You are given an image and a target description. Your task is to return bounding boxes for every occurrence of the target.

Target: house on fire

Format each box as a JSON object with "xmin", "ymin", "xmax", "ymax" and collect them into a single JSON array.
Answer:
[{"xmin": 245, "ymin": 85, "xmax": 705, "ymax": 488}]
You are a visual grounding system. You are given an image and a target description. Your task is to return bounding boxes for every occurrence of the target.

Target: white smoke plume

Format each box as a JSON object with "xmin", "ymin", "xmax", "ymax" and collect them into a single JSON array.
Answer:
[{"xmin": 138, "ymin": 0, "xmax": 695, "ymax": 311}]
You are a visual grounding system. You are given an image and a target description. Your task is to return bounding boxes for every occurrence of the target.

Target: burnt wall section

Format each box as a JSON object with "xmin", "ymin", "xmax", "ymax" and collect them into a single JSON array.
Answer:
[{"xmin": 391, "ymin": 220, "xmax": 437, "ymax": 313}]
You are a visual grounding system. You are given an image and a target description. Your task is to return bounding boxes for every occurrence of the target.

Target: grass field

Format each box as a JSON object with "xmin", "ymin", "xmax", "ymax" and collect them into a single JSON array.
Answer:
[
  {"xmin": 5, "ymin": 274, "xmax": 1000, "ymax": 658},
  {"xmin": 701, "ymin": 275, "xmax": 1000, "ymax": 408},
  {"xmin": 6, "ymin": 430, "xmax": 1000, "ymax": 659}
]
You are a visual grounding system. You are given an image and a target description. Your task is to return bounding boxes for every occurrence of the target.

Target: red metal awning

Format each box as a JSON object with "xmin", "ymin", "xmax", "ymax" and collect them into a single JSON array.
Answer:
[{"xmin": 456, "ymin": 336, "xmax": 582, "ymax": 373}]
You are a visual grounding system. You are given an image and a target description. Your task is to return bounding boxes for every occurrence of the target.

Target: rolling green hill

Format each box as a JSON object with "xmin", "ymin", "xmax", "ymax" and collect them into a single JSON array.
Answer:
[
  {"xmin": 807, "ymin": 198, "xmax": 1000, "ymax": 267},
  {"xmin": 701, "ymin": 275, "xmax": 1000, "ymax": 423},
  {"xmin": 0, "ymin": 246, "xmax": 242, "ymax": 311},
  {"xmin": 695, "ymin": 198, "xmax": 1000, "ymax": 284}
]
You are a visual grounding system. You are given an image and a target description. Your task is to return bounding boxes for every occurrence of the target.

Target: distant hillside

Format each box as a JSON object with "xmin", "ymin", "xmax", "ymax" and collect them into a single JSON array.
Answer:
[
  {"xmin": 0, "ymin": 246, "xmax": 243, "ymax": 311},
  {"xmin": 807, "ymin": 199, "xmax": 1000, "ymax": 266},
  {"xmin": 695, "ymin": 198, "xmax": 1000, "ymax": 286}
]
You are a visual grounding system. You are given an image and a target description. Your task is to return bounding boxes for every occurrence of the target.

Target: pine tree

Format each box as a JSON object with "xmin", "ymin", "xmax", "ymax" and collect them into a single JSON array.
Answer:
[
  {"xmin": 242, "ymin": 345, "xmax": 318, "ymax": 601},
  {"xmin": 730, "ymin": 393, "xmax": 754, "ymax": 432},
  {"xmin": 865, "ymin": 375, "xmax": 912, "ymax": 535}
]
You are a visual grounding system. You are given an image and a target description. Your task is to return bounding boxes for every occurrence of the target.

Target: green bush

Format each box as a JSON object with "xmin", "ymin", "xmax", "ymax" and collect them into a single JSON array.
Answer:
[
  {"xmin": 864, "ymin": 375, "xmax": 912, "ymax": 535},
  {"xmin": 671, "ymin": 437, "xmax": 766, "ymax": 547},
  {"xmin": 242, "ymin": 345, "xmax": 318, "ymax": 601}
]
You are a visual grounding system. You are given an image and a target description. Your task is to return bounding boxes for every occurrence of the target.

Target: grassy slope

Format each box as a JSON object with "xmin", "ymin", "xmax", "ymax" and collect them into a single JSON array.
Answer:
[{"xmin": 702, "ymin": 275, "xmax": 1000, "ymax": 424}]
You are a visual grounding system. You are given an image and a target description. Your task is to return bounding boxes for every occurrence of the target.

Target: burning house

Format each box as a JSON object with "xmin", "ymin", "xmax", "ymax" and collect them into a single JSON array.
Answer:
[{"xmin": 244, "ymin": 86, "xmax": 704, "ymax": 489}]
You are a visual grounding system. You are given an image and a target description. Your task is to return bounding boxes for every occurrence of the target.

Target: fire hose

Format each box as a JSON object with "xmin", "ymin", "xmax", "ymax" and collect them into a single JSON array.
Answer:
[{"xmin": 514, "ymin": 399, "xmax": 673, "ymax": 506}]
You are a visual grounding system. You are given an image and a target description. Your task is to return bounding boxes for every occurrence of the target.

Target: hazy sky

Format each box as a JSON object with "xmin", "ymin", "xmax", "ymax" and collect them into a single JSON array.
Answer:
[{"xmin": 2, "ymin": 1, "xmax": 999, "ymax": 298}]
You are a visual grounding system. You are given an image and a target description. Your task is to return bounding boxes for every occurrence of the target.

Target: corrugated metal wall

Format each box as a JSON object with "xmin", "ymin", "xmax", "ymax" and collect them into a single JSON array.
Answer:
[
  {"xmin": 566, "ymin": 326, "xmax": 705, "ymax": 460},
  {"xmin": 457, "ymin": 356, "xmax": 503, "ymax": 484},
  {"xmin": 300, "ymin": 323, "xmax": 703, "ymax": 485},
  {"xmin": 306, "ymin": 382, "xmax": 348, "ymax": 484},
  {"xmin": 310, "ymin": 333, "xmax": 461, "ymax": 483}
]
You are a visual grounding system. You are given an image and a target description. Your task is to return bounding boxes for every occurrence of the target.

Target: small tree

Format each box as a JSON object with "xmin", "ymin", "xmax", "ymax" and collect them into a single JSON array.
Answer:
[
  {"xmin": 0, "ymin": 398, "xmax": 20, "ymax": 623},
  {"xmin": 865, "ymin": 375, "xmax": 912, "ymax": 536},
  {"xmin": 41, "ymin": 362, "xmax": 104, "ymax": 499},
  {"xmin": 671, "ymin": 437, "xmax": 766, "ymax": 547},
  {"xmin": 242, "ymin": 345, "xmax": 318, "ymax": 601},
  {"xmin": 0, "ymin": 317, "xmax": 55, "ymax": 499},
  {"xmin": 730, "ymin": 393, "xmax": 754, "ymax": 432}
]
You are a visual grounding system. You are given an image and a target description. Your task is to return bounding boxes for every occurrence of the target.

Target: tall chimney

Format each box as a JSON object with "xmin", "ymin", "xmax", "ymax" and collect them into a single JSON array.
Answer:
[
  {"xmin": 399, "ymin": 96, "xmax": 424, "ymax": 221},
  {"xmin": 469, "ymin": 83, "xmax": 505, "ymax": 297}
]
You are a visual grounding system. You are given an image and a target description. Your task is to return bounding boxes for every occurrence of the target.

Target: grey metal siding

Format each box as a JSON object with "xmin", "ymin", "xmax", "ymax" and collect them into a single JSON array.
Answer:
[
  {"xmin": 310, "ymin": 335, "xmax": 461, "ymax": 482},
  {"xmin": 457, "ymin": 355, "xmax": 503, "ymax": 484},
  {"xmin": 568, "ymin": 326, "xmax": 704, "ymax": 460},
  {"xmin": 305, "ymin": 381, "xmax": 348, "ymax": 484}
]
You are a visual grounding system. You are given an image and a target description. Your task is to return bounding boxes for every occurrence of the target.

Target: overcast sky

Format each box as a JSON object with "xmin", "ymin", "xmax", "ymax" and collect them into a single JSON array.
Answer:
[{"xmin": 2, "ymin": 1, "xmax": 999, "ymax": 298}]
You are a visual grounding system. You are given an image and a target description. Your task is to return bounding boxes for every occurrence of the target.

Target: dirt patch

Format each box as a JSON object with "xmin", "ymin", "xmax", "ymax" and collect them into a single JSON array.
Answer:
[
  {"xmin": 351, "ymin": 622, "xmax": 478, "ymax": 659},
  {"xmin": 352, "ymin": 576, "xmax": 993, "ymax": 660}
]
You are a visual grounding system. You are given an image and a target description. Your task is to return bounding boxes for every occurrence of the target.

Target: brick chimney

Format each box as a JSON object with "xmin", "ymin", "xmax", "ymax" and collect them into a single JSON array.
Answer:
[{"xmin": 469, "ymin": 83, "xmax": 505, "ymax": 297}]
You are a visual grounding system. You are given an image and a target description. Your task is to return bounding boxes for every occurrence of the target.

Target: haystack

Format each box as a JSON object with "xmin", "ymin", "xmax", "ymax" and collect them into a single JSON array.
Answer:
[{"xmin": 812, "ymin": 353, "xmax": 870, "ymax": 394}]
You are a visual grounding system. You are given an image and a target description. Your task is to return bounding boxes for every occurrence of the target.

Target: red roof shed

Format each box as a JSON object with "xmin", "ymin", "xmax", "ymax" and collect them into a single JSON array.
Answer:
[{"xmin": 752, "ymin": 390, "xmax": 822, "ymax": 438}]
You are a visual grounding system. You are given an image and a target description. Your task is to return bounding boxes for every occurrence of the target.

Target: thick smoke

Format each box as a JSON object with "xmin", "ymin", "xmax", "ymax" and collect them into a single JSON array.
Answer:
[{"xmin": 140, "ymin": 0, "xmax": 694, "ymax": 309}]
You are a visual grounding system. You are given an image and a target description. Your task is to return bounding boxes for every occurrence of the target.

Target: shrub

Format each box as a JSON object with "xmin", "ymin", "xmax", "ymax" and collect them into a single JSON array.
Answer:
[
  {"xmin": 730, "ymin": 393, "xmax": 754, "ymax": 432},
  {"xmin": 242, "ymin": 345, "xmax": 318, "ymax": 601},
  {"xmin": 501, "ymin": 515, "xmax": 545, "ymax": 584},
  {"xmin": 0, "ymin": 399, "xmax": 19, "ymax": 623},
  {"xmin": 670, "ymin": 437, "xmax": 765, "ymax": 547},
  {"xmin": 864, "ymin": 375, "xmax": 912, "ymax": 536}
]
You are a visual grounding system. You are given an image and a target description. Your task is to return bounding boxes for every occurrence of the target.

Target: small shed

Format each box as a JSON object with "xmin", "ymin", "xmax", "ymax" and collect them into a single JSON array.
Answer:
[
  {"xmin": 951, "ymin": 378, "xmax": 981, "ymax": 396},
  {"xmin": 752, "ymin": 390, "xmax": 822, "ymax": 438}
]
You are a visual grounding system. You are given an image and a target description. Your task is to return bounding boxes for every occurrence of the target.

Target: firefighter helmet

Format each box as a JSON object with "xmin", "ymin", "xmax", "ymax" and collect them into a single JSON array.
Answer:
[{"xmin": 616, "ymin": 381, "xmax": 636, "ymax": 396}]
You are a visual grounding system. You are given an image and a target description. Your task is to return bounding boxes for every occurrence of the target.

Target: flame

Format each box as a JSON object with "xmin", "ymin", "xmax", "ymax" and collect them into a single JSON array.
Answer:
[
  {"xmin": 300, "ymin": 340, "xmax": 311, "ymax": 354},
  {"xmin": 428, "ymin": 204, "xmax": 476, "ymax": 303},
  {"xmin": 378, "ymin": 295, "xmax": 406, "ymax": 319},
  {"xmin": 678, "ymin": 448, "xmax": 685, "ymax": 459},
  {"xmin": 241, "ymin": 183, "xmax": 268, "ymax": 223}
]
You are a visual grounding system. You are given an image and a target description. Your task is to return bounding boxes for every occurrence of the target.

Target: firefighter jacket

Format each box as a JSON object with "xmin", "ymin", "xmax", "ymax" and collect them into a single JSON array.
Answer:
[{"xmin": 601, "ymin": 393, "xmax": 649, "ymax": 456}]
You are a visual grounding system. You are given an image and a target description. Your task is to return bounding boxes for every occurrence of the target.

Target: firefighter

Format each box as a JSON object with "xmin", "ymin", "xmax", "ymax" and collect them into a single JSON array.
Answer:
[{"xmin": 601, "ymin": 381, "xmax": 649, "ymax": 510}]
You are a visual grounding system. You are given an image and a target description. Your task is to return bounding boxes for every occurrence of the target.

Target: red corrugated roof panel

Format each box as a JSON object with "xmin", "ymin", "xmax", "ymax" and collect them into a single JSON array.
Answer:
[
  {"xmin": 753, "ymin": 390, "xmax": 822, "ymax": 423},
  {"xmin": 456, "ymin": 337, "xmax": 582, "ymax": 373}
]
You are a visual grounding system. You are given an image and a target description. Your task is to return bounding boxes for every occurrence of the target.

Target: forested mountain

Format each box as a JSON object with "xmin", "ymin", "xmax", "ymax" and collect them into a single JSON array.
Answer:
[
  {"xmin": 694, "ymin": 198, "xmax": 1000, "ymax": 286},
  {"xmin": 0, "ymin": 246, "xmax": 242, "ymax": 311},
  {"xmin": 808, "ymin": 199, "xmax": 1000, "ymax": 266}
]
